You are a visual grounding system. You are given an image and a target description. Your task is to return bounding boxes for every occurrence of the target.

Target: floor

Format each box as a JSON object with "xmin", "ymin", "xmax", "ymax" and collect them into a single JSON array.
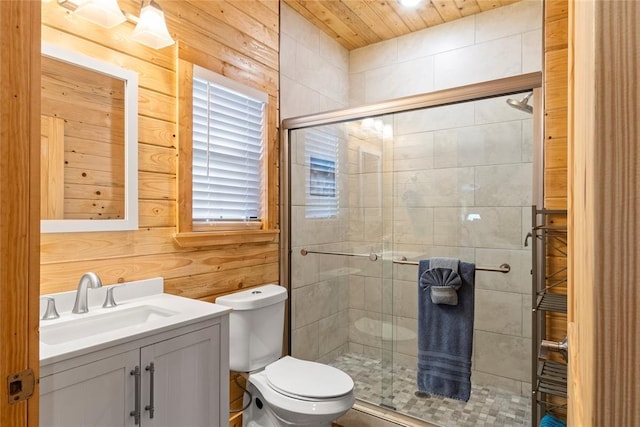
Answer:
[{"xmin": 329, "ymin": 353, "xmax": 531, "ymax": 427}]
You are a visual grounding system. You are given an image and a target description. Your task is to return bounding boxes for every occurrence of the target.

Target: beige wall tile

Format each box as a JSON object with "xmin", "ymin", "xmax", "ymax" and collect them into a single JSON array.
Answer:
[
  {"xmin": 364, "ymin": 57, "xmax": 434, "ymax": 103},
  {"xmin": 471, "ymin": 370, "xmax": 523, "ymax": 395},
  {"xmin": 393, "ymin": 316, "xmax": 418, "ymax": 358},
  {"xmin": 395, "ymin": 168, "xmax": 475, "ymax": 208},
  {"xmin": 475, "ymin": 0, "xmax": 542, "ymax": 43},
  {"xmin": 395, "ymin": 103, "xmax": 475, "ymax": 135},
  {"xmin": 475, "ymin": 248, "xmax": 531, "ymax": 294},
  {"xmin": 350, "ymin": 38, "xmax": 398, "ymax": 74},
  {"xmin": 475, "ymin": 289, "xmax": 523, "ymax": 335},
  {"xmin": 319, "ymin": 311, "xmax": 349, "ymax": 356},
  {"xmin": 433, "ymin": 207, "xmax": 523, "ymax": 249},
  {"xmin": 292, "ymin": 322, "xmax": 319, "ymax": 360},
  {"xmin": 475, "ymin": 163, "xmax": 533, "ymax": 206},
  {"xmin": 398, "ymin": 16, "xmax": 475, "ymax": 61},
  {"xmin": 434, "ymin": 35, "xmax": 522, "ymax": 90},
  {"xmin": 393, "ymin": 132, "xmax": 434, "ymax": 172},
  {"xmin": 522, "ymin": 29, "xmax": 543, "ymax": 74},
  {"xmin": 474, "ymin": 94, "xmax": 532, "ymax": 124},
  {"xmin": 392, "ymin": 280, "xmax": 418, "ymax": 319},
  {"xmin": 475, "ymin": 330, "xmax": 531, "ymax": 382},
  {"xmin": 433, "ymin": 121, "xmax": 523, "ymax": 168}
]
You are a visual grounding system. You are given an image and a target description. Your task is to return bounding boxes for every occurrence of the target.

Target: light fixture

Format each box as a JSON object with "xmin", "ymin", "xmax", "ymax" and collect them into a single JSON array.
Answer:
[
  {"xmin": 56, "ymin": 0, "xmax": 174, "ymax": 50},
  {"xmin": 72, "ymin": 0, "xmax": 126, "ymax": 29},
  {"xmin": 398, "ymin": 0, "xmax": 422, "ymax": 7},
  {"xmin": 130, "ymin": 0, "xmax": 175, "ymax": 49}
]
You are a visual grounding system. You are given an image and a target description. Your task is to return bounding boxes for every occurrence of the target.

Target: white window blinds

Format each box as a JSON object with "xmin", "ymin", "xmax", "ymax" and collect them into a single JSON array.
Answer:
[
  {"xmin": 192, "ymin": 66, "xmax": 267, "ymax": 223},
  {"xmin": 305, "ymin": 127, "xmax": 339, "ymax": 219}
]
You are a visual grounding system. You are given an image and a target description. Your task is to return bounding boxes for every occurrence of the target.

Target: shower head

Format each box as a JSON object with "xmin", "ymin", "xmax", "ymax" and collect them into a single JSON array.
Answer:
[{"xmin": 506, "ymin": 92, "xmax": 533, "ymax": 114}]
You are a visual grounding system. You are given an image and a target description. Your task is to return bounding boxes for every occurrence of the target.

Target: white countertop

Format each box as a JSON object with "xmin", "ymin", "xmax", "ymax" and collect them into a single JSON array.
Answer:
[{"xmin": 40, "ymin": 277, "xmax": 231, "ymax": 366}]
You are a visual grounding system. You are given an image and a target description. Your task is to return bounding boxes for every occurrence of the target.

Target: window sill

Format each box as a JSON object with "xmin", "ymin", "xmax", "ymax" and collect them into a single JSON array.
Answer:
[{"xmin": 173, "ymin": 229, "xmax": 280, "ymax": 248}]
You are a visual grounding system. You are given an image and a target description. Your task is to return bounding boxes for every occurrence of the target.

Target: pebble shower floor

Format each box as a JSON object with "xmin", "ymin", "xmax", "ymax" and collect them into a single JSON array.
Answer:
[{"xmin": 329, "ymin": 353, "xmax": 531, "ymax": 427}]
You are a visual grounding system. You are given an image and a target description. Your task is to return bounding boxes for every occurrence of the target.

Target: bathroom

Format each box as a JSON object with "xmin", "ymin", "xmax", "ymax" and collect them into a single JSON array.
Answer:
[{"xmin": 0, "ymin": 0, "xmax": 638, "ymax": 426}]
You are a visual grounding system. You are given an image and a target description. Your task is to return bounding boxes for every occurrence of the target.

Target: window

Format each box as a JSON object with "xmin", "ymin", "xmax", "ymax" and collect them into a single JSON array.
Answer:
[
  {"xmin": 305, "ymin": 128, "xmax": 339, "ymax": 219},
  {"xmin": 191, "ymin": 66, "xmax": 266, "ymax": 224},
  {"xmin": 175, "ymin": 59, "xmax": 278, "ymax": 247}
]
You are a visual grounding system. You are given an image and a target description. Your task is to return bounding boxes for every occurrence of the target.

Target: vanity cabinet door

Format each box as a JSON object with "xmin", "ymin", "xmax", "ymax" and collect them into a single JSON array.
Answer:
[
  {"xmin": 140, "ymin": 325, "xmax": 222, "ymax": 427},
  {"xmin": 40, "ymin": 349, "xmax": 139, "ymax": 427}
]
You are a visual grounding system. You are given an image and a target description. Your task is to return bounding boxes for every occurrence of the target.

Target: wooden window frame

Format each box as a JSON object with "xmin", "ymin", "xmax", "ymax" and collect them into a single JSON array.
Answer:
[{"xmin": 175, "ymin": 48, "xmax": 278, "ymax": 247}]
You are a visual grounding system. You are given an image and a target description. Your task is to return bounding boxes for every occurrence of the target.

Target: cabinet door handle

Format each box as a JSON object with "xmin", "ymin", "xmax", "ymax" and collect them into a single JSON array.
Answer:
[
  {"xmin": 130, "ymin": 366, "xmax": 141, "ymax": 425},
  {"xmin": 144, "ymin": 362, "xmax": 155, "ymax": 419}
]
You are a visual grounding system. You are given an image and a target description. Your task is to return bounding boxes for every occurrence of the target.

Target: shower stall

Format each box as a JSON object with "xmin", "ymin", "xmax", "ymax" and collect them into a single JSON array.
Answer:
[{"xmin": 281, "ymin": 73, "xmax": 541, "ymax": 427}]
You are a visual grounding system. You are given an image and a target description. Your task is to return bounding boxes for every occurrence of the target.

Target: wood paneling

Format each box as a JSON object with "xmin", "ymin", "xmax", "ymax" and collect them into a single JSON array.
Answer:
[
  {"xmin": 283, "ymin": 0, "xmax": 521, "ymax": 50},
  {"xmin": 40, "ymin": 116, "xmax": 65, "ymax": 219},
  {"xmin": 569, "ymin": 1, "xmax": 640, "ymax": 425},
  {"xmin": 0, "ymin": 1, "xmax": 40, "ymax": 425},
  {"xmin": 566, "ymin": 2, "xmax": 596, "ymax": 425},
  {"xmin": 175, "ymin": 43, "xmax": 280, "ymax": 246},
  {"xmin": 41, "ymin": 2, "xmax": 279, "ymax": 422},
  {"xmin": 543, "ymin": 0, "xmax": 569, "ymax": 419},
  {"xmin": 41, "ymin": 55, "xmax": 126, "ymax": 220}
]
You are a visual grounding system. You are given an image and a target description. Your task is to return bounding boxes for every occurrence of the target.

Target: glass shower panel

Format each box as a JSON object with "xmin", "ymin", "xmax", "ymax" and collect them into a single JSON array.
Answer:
[
  {"xmin": 289, "ymin": 117, "xmax": 393, "ymax": 407},
  {"xmin": 288, "ymin": 90, "xmax": 534, "ymax": 426},
  {"xmin": 387, "ymin": 93, "xmax": 533, "ymax": 423}
]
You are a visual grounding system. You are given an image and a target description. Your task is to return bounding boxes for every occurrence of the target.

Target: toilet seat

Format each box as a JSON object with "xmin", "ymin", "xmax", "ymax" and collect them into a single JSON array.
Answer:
[
  {"xmin": 265, "ymin": 356, "xmax": 354, "ymax": 400},
  {"xmin": 248, "ymin": 368, "xmax": 355, "ymax": 425}
]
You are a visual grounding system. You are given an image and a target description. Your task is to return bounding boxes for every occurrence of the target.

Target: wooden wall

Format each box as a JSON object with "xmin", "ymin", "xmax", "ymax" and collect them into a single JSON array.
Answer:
[
  {"xmin": 0, "ymin": 1, "xmax": 41, "ymax": 425},
  {"xmin": 40, "ymin": 0, "xmax": 279, "ymax": 297},
  {"xmin": 569, "ymin": 1, "xmax": 640, "ymax": 425},
  {"xmin": 544, "ymin": 0, "xmax": 568, "ymax": 211},
  {"xmin": 41, "ymin": 56, "xmax": 125, "ymax": 220},
  {"xmin": 542, "ymin": 0, "xmax": 568, "ymax": 419},
  {"xmin": 41, "ymin": 3, "xmax": 279, "ymax": 423}
]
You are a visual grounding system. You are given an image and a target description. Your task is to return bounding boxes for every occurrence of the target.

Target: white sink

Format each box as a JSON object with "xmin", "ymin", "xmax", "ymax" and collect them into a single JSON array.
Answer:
[
  {"xmin": 40, "ymin": 304, "xmax": 179, "ymax": 345},
  {"xmin": 40, "ymin": 277, "xmax": 232, "ymax": 366}
]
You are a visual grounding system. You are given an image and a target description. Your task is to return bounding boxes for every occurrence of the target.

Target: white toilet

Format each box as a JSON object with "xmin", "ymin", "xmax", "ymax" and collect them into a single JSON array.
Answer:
[{"xmin": 216, "ymin": 284, "xmax": 355, "ymax": 427}]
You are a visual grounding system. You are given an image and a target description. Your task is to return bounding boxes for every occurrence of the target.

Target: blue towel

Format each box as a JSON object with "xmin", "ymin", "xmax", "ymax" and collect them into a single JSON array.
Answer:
[
  {"xmin": 421, "ymin": 257, "xmax": 463, "ymax": 305},
  {"xmin": 539, "ymin": 414, "xmax": 566, "ymax": 427},
  {"xmin": 417, "ymin": 259, "xmax": 475, "ymax": 401}
]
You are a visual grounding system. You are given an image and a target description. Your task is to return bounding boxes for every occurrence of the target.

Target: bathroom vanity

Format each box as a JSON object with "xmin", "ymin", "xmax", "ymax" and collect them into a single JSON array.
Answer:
[{"xmin": 39, "ymin": 277, "xmax": 230, "ymax": 427}]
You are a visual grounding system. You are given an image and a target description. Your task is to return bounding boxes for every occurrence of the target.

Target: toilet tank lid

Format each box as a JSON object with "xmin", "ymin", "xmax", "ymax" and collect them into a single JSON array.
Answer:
[{"xmin": 215, "ymin": 284, "xmax": 287, "ymax": 310}]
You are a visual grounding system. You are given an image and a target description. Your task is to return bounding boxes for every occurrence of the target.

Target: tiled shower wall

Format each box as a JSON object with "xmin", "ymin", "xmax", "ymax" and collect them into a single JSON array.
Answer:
[
  {"xmin": 283, "ymin": 0, "xmax": 542, "ymax": 397},
  {"xmin": 349, "ymin": 0, "xmax": 542, "ymax": 105},
  {"xmin": 281, "ymin": 3, "xmax": 353, "ymax": 364},
  {"xmin": 343, "ymin": 0, "xmax": 542, "ymax": 392},
  {"xmin": 280, "ymin": 4, "xmax": 349, "ymax": 118},
  {"xmin": 343, "ymin": 98, "xmax": 534, "ymax": 396},
  {"xmin": 289, "ymin": 126, "xmax": 352, "ymax": 363}
]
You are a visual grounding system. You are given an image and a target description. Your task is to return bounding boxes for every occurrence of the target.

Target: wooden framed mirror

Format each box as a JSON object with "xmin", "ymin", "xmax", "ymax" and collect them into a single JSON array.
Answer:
[{"xmin": 40, "ymin": 43, "xmax": 138, "ymax": 233}]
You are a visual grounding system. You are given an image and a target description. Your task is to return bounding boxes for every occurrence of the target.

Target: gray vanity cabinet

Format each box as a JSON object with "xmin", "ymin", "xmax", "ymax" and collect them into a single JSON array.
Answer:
[{"xmin": 40, "ymin": 319, "xmax": 228, "ymax": 427}]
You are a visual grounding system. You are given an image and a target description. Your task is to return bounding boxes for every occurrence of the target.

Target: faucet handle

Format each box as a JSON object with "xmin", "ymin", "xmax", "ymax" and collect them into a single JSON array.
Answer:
[
  {"xmin": 41, "ymin": 297, "xmax": 60, "ymax": 320},
  {"xmin": 103, "ymin": 286, "xmax": 118, "ymax": 308}
]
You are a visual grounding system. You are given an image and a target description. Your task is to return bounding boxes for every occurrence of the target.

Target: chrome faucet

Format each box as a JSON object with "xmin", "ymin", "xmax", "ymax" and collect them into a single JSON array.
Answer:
[
  {"xmin": 41, "ymin": 297, "xmax": 60, "ymax": 320},
  {"xmin": 71, "ymin": 272, "xmax": 103, "ymax": 314}
]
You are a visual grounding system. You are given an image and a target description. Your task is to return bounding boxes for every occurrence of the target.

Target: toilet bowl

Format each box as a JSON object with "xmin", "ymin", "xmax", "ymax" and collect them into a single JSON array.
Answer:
[
  {"xmin": 244, "ymin": 357, "xmax": 354, "ymax": 427},
  {"xmin": 215, "ymin": 285, "xmax": 355, "ymax": 427}
]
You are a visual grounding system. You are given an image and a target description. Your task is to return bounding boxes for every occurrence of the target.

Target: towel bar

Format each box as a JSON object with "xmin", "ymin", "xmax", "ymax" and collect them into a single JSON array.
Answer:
[
  {"xmin": 298, "ymin": 249, "xmax": 510, "ymax": 273},
  {"xmin": 393, "ymin": 258, "xmax": 511, "ymax": 274},
  {"xmin": 300, "ymin": 248, "xmax": 378, "ymax": 261}
]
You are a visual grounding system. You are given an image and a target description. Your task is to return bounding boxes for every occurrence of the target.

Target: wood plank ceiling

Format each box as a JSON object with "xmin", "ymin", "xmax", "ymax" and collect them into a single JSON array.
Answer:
[{"xmin": 283, "ymin": 0, "xmax": 522, "ymax": 50}]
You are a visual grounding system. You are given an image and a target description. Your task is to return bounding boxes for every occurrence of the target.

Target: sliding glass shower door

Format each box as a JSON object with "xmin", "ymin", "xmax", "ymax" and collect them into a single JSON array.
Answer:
[
  {"xmin": 288, "ymin": 116, "xmax": 396, "ymax": 407},
  {"xmin": 287, "ymin": 86, "xmax": 536, "ymax": 426}
]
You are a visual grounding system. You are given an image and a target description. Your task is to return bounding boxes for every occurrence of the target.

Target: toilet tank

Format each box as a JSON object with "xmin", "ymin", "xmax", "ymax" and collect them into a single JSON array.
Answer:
[{"xmin": 215, "ymin": 284, "xmax": 287, "ymax": 372}]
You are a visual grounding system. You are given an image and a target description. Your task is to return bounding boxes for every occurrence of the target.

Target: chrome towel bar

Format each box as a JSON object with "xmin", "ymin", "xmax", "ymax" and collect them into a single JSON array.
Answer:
[
  {"xmin": 298, "ymin": 249, "xmax": 510, "ymax": 273},
  {"xmin": 393, "ymin": 257, "xmax": 511, "ymax": 273},
  {"xmin": 300, "ymin": 248, "xmax": 378, "ymax": 261}
]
